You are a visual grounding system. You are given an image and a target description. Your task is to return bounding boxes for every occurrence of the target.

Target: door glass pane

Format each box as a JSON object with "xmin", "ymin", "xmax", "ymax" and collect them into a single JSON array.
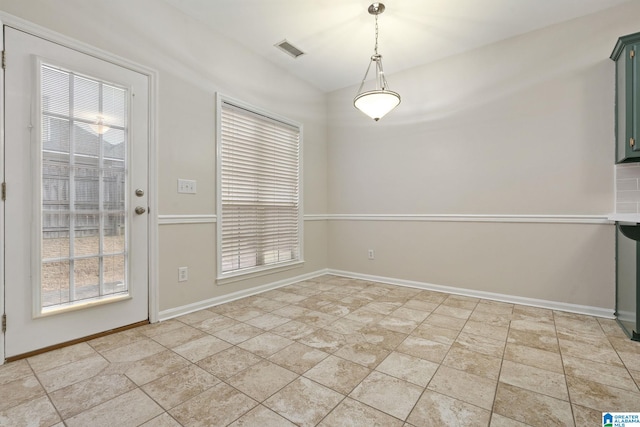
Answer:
[{"xmin": 40, "ymin": 63, "xmax": 128, "ymax": 313}]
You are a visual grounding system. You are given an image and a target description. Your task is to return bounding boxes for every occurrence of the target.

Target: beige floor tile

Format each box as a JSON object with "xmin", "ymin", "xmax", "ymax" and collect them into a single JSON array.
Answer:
[
  {"xmin": 509, "ymin": 319, "xmax": 556, "ymax": 336},
  {"xmin": 442, "ymin": 295, "xmax": 479, "ymax": 311},
  {"xmin": 324, "ymin": 318, "xmax": 367, "ymax": 334},
  {"xmin": 350, "ymin": 371, "xmax": 423, "ymax": 420},
  {"xmin": 572, "ymin": 404, "xmax": 602, "ymax": 427},
  {"xmin": 563, "ymin": 355, "xmax": 637, "ymax": 391},
  {"xmin": 442, "ymin": 344, "xmax": 502, "ymax": 380},
  {"xmin": 246, "ymin": 313, "xmax": 292, "ymax": 330},
  {"xmin": 357, "ymin": 325, "xmax": 408, "ymax": 350},
  {"xmin": 299, "ymin": 329, "xmax": 348, "ymax": 353},
  {"xmin": 88, "ymin": 328, "xmax": 146, "ymax": 353},
  {"xmin": 142, "ymin": 365, "xmax": 220, "ymax": 410},
  {"xmin": 191, "ymin": 315, "xmax": 239, "ymax": 334},
  {"xmin": 263, "ymin": 289, "xmax": 307, "ymax": 304},
  {"xmin": 397, "ymin": 336, "xmax": 451, "ymax": 363},
  {"xmin": 316, "ymin": 302, "xmax": 353, "ymax": 317},
  {"xmin": 365, "ymin": 301, "xmax": 404, "ymax": 315},
  {"xmin": 212, "ymin": 323, "xmax": 264, "ymax": 345},
  {"xmin": 229, "ymin": 405, "xmax": 297, "ymax": 427},
  {"xmin": 264, "ymin": 377, "xmax": 344, "ymax": 427},
  {"xmin": 0, "ymin": 375, "xmax": 45, "ymax": 412},
  {"xmin": 101, "ymin": 338, "xmax": 166, "ymax": 363},
  {"xmin": 402, "ymin": 299, "xmax": 439, "ymax": 313},
  {"xmin": 124, "ymin": 349, "xmax": 191, "ymax": 386},
  {"xmin": 428, "ymin": 366, "xmax": 496, "ymax": 410},
  {"xmin": 238, "ymin": 332, "xmax": 293, "ymax": 357},
  {"xmin": 507, "ymin": 329, "xmax": 559, "ymax": 353},
  {"xmin": 489, "ymin": 413, "xmax": 530, "ymax": 426},
  {"xmin": 176, "ymin": 309, "xmax": 219, "ymax": 325},
  {"xmin": 566, "ymin": 375, "xmax": 640, "ymax": 412},
  {"xmin": 558, "ymin": 335, "xmax": 623, "ymax": 367},
  {"xmin": 65, "ymin": 388, "xmax": 163, "ymax": 427},
  {"xmin": 608, "ymin": 337, "xmax": 640, "ymax": 371},
  {"xmin": 597, "ymin": 318, "xmax": 629, "ymax": 339},
  {"xmin": 433, "ymin": 304, "xmax": 473, "ymax": 320},
  {"xmin": 228, "ymin": 360, "xmax": 298, "ymax": 402},
  {"xmin": 423, "ymin": 313, "xmax": 467, "ymax": 331},
  {"xmin": 0, "ymin": 360, "xmax": 32, "ymax": 386},
  {"xmin": 407, "ymin": 390, "xmax": 491, "ymax": 427},
  {"xmin": 139, "ymin": 319, "xmax": 186, "ymax": 338},
  {"xmin": 197, "ymin": 346, "xmax": 262, "ymax": 380},
  {"xmin": 376, "ymin": 351, "xmax": 439, "ymax": 387},
  {"xmin": 631, "ymin": 369, "xmax": 640, "ymax": 390},
  {"xmin": 554, "ymin": 312, "xmax": 604, "ymax": 337},
  {"xmin": 411, "ymin": 323, "xmax": 459, "ymax": 345},
  {"xmin": 334, "ymin": 342, "xmax": 391, "ymax": 368},
  {"xmin": 250, "ymin": 298, "xmax": 289, "ymax": 312},
  {"xmin": 295, "ymin": 310, "xmax": 338, "ymax": 328},
  {"xmin": 512, "ymin": 305, "xmax": 554, "ymax": 323},
  {"xmin": 36, "ymin": 354, "xmax": 109, "ymax": 392},
  {"xmin": 27, "ymin": 342, "xmax": 97, "ymax": 373},
  {"xmin": 499, "ymin": 360, "xmax": 568, "ymax": 401},
  {"xmin": 378, "ymin": 316, "xmax": 419, "ymax": 334},
  {"xmin": 269, "ymin": 342, "xmax": 330, "ymax": 374},
  {"xmin": 319, "ymin": 397, "xmax": 404, "ymax": 427},
  {"xmin": 152, "ymin": 325, "xmax": 207, "ymax": 349},
  {"xmin": 0, "ymin": 395, "xmax": 60, "ymax": 427},
  {"xmin": 391, "ymin": 307, "xmax": 430, "ymax": 323},
  {"xmin": 225, "ymin": 307, "xmax": 268, "ymax": 322},
  {"xmin": 493, "ymin": 382, "xmax": 573, "ymax": 426},
  {"xmin": 170, "ymin": 382, "xmax": 257, "ymax": 426},
  {"xmin": 49, "ymin": 373, "xmax": 135, "ymax": 418},
  {"xmin": 468, "ymin": 310, "xmax": 511, "ymax": 328},
  {"xmin": 304, "ymin": 355, "xmax": 371, "ymax": 394},
  {"xmin": 475, "ymin": 299, "xmax": 513, "ymax": 315},
  {"xmin": 270, "ymin": 320, "xmax": 317, "ymax": 340},
  {"xmin": 412, "ymin": 290, "xmax": 448, "ymax": 304},
  {"xmin": 140, "ymin": 412, "xmax": 183, "ymax": 427},
  {"xmin": 172, "ymin": 334, "xmax": 232, "ymax": 362},
  {"xmin": 455, "ymin": 332, "xmax": 506, "ymax": 357},
  {"xmin": 503, "ymin": 342, "xmax": 564, "ymax": 374},
  {"xmin": 462, "ymin": 320, "xmax": 508, "ymax": 342}
]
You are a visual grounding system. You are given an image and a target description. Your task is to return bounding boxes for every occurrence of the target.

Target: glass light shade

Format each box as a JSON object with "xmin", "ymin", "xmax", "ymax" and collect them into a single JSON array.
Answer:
[{"xmin": 354, "ymin": 89, "xmax": 401, "ymax": 121}]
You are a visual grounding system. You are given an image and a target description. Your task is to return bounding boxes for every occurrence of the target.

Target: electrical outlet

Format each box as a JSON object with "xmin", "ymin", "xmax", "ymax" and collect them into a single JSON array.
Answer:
[
  {"xmin": 178, "ymin": 266, "xmax": 188, "ymax": 282},
  {"xmin": 177, "ymin": 179, "xmax": 197, "ymax": 194},
  {"xmin": 368, "ymin": 249, "xmax": 375, "ymax": 260}
]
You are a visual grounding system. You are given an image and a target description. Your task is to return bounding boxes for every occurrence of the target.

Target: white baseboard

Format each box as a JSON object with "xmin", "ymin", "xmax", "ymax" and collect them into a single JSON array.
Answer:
[
  {"xmin": 328, "ymin": 269, "xmax": 615, "ymax": 319},
  {"xmin": 158, "ymin": 269, "xmax": 330, "ymax": 321},
  {"xmin": 158, "ymin": 267, "xmax": 615, "ymax": 322}
]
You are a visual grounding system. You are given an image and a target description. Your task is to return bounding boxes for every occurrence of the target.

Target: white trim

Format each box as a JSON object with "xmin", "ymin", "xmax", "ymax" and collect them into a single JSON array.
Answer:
[
  {"xmin": 323, "ymin": 214, "xmax": 611, "ymax": 224},
  {"xmin": 158, "ymin": 214, "xmax": 217, "ymax": 225},
  {"xmin": 159, "ymin": 269, "xmax": 329, "ymax": 320},
  {"xmin": 0, "ymin": 12, "xmax": 160, "ymax": 352},
  {"xmin": 328, "ymin": 269, "xmax": 615, "ymax": 319},
  {"xmin": 304, "ymin": 214, "xmax": 329, "ymax": 221},
  {"xmin": 0, "ymin": 18, "xmax": 5, "ymax": 364}
]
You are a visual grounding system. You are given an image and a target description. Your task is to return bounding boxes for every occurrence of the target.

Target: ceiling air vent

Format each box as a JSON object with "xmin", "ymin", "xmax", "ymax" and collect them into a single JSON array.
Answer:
[{"xmin": 275, "ymin": 40, "xmax": 305, "ymax": 59}]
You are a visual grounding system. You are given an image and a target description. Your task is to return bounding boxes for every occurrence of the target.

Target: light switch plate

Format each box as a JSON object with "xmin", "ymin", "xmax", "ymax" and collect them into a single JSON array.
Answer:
[{"xmin": 178, "ymin": 179, "xmax": 196, "ymax": 194}]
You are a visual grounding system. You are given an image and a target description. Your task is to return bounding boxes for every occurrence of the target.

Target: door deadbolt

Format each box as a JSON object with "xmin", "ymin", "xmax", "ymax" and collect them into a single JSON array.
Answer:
[
  {"xmin": 135, "ymin": 189, "xmax": 144, "ymax": 197},
  {"xmin": 135, "ymin": 206, "xmax": 146, "ymax": 215}
]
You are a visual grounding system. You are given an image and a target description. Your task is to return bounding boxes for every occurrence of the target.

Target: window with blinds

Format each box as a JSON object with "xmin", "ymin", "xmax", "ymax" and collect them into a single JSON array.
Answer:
[{"xmin": 217, "ymin": 96, "xmax": 302, "ymax": 279}]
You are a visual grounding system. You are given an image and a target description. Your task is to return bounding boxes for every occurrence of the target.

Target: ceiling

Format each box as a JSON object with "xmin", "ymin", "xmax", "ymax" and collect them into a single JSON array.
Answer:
[{"xmin": 163, "ymin": 0, "xmax": 631, "ymax": 92}]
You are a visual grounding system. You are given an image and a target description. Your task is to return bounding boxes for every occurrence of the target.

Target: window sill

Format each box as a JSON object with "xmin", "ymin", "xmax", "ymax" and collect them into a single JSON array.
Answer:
[{"xmin": 216, "ymin": 260, "xmax": 305, "ymax": 286}]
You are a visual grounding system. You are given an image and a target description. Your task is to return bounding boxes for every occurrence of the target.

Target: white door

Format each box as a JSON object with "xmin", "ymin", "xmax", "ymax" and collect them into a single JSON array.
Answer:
[{"xmin": 4, "ymin": 26, "xmax": 149, "ymax": 358}]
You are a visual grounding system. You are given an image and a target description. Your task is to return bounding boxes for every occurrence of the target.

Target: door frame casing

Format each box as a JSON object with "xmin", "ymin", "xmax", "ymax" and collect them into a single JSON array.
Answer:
[{"xmin": 0, "ymin": 12, "xmax": 159, "ymax": 364}]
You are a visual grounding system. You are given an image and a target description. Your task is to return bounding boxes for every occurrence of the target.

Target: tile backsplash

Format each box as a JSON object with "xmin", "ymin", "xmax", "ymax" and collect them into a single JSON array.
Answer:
[{"xmin": 616, "ymin": 163, "xmax": 640, "ymax": 213}]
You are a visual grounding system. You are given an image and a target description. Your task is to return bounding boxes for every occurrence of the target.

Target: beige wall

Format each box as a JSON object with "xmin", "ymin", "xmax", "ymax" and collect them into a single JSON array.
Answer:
[
  {"xmin": 325, "ymin": 3, "xmax": 640, "ymax": 309},
  {"xmin": 0, "ymin": 0, "xmax": 329, "ymax": 313}
]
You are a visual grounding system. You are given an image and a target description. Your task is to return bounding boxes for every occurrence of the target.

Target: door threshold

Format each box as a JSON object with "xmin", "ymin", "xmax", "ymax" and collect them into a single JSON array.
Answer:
[{"xmin": 5, "ymin": 319, "xmax": 150, "ymax": 363}]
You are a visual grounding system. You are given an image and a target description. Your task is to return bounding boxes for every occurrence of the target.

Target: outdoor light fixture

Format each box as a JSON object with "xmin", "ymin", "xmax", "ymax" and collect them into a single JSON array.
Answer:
[{"xmin": 353, "ymin": 2, "xmax": 401, "ymax": 121}]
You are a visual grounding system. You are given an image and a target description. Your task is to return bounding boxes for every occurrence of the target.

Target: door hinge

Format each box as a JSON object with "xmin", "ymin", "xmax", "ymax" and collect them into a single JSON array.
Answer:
[
  {"xmin": 631, "ymin": 49, "xmax": 636, "ymax": 59},
  {"xmin": 1, "ymin": 50, "xmax": 5, "ymax": 69},
  {"xmin": 2, "ymin": 314, "xmax": 6, "ymax": 333},
  {"xmin": 1, "ymin": 182, "xmax": 5, "ymax": 201},
  {"xmin": 631, "ymin": 137, "xmax": 636, "ymax": 148}
]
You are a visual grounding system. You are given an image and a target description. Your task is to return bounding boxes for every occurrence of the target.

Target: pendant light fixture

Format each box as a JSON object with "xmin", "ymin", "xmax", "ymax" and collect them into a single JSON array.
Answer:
[{"xmin": 353, "ymin": 2, "xmax": 400, "ymax": 121}]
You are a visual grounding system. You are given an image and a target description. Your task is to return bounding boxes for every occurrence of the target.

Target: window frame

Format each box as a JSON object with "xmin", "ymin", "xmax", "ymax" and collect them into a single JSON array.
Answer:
[{"xmin": 215, "ymin": 93, "xmax": 304, "ymax": 284}]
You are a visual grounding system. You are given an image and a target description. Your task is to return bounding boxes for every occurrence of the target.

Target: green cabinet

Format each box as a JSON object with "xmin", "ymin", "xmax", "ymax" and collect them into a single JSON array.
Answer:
[
  {"xmin": 616, "ymin": 224, "xmax": 640, "ymax": 340},
  {"xmin": 611, "ymin": 32, "xmax": 640, "ymax": 163}
]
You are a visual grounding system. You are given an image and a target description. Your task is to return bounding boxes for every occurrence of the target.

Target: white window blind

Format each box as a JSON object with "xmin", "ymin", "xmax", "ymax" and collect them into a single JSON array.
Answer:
[{"xmin": 218, "ymin": 99, "xmax": 301, "ymax": 278}]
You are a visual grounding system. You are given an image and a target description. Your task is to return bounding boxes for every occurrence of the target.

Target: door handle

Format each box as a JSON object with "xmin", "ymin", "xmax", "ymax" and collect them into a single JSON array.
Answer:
[{"xmin": 135, "ymin": 206, "xmax": 146, "ymax": 215}]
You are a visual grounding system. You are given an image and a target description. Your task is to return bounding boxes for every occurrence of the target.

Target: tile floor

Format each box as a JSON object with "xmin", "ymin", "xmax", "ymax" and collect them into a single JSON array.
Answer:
[{"xmin": 1, "ymin": 275, "xmax": 640, "ymax": 426}]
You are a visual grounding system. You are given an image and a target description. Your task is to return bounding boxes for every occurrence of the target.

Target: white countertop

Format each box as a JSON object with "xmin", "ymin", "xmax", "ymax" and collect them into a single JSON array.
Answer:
[{"xmin": 608, "ymin": 213, "xmax": 640, "ymax": 224}]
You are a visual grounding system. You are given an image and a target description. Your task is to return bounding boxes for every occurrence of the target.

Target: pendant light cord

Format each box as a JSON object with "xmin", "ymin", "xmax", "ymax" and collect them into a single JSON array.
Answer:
[{"xmin": 374, "ymin": 13, "xmax": 379, "ymax": 55}]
